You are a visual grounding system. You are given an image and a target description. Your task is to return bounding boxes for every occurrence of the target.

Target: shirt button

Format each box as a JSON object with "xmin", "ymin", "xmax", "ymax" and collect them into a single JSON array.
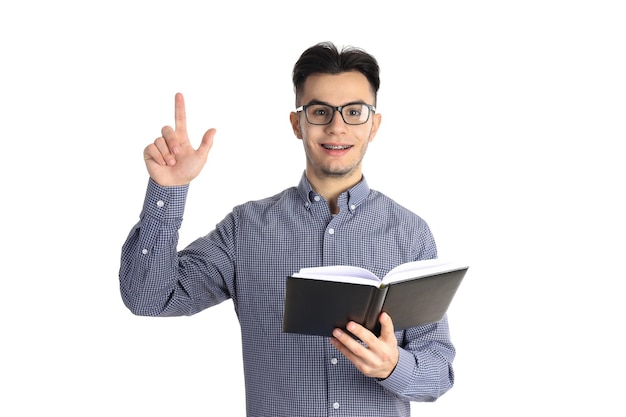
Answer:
[
  {"xmin": 314, "ymin": 195, "xmax": 321, "ymax": 202},
  {"xmin": 331, "ymin": 358, "xmax": 338, "ymax": 365},
  {"xmin": 328, "ymin": 228, "xmax": 334, "ymax": 235},
  {"xmin": 156, "ymin": 200, "xmax": 164, "ymax": 208},
  {"xmin": 350, "ymin": 204, "xmax": 356, "ymax": 210},
  {"xmin": 141, "ymin": 249, "xmax": 148, "ymax": 255},
  {"xmin": 333, "ymin": 402, "xmax": 340, "ymax": 409}
]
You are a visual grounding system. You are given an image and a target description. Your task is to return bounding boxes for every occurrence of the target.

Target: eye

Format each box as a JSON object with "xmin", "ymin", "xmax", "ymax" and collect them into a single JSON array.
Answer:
[{"xmin": 344, "ymin": 104, "xmax": 365, "ymax": 118}]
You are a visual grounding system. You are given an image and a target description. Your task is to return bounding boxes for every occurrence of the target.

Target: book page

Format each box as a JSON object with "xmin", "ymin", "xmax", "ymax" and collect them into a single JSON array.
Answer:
[
  {"xmin": 291, "ymin": 260, "xmax": 469, "ymax": 287},
  {"xmin": 382, "ymin": 259, "xmax": 469, "ymax": 285},
  {"xmin": 291, "ymin": 265, "xmax": 381, "ymax": 287}
]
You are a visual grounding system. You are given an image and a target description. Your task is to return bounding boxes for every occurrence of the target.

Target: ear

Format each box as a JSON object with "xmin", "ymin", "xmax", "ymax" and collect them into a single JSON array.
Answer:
[
  {"xmin": 290, "ymin": 112, "xmax": 303, "ymax": 139},
  {"xmin": 368, "ymin": 113, "xmax": 382, "ymax": 142}
]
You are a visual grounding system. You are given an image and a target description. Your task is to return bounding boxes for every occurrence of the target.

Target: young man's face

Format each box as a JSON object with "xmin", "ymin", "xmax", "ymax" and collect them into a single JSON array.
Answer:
[{"xmin": 290, "ymin": 71, "xmax": 381, "ymax": 184}]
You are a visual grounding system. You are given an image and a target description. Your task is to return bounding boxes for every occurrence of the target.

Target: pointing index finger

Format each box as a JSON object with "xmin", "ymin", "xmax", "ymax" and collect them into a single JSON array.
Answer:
[{"xmin": 174, "ymin": 92, "xmax": 187, "ymax": 134}]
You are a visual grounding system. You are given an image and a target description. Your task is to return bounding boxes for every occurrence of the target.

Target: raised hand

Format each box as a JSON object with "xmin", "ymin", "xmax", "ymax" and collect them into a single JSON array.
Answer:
[{"xmin": 144, "ymin": 92, "xmax": 215, "ymax": 186}]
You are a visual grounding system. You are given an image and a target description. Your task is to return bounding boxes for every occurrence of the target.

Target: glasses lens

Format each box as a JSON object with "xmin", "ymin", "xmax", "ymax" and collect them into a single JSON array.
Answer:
[
  {"xmin": 305, "ymin": 104, "xmax": 333, "ymax": 125},
  {"xmin": 341, "ymin": 104, "xmax": 370, "ymax": 125}
]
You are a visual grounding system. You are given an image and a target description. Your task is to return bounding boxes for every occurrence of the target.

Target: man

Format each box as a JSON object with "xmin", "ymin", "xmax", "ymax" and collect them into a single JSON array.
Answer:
[{"xmin": 120, "ymin": 41, "xmax": 455, "ymax": 416}]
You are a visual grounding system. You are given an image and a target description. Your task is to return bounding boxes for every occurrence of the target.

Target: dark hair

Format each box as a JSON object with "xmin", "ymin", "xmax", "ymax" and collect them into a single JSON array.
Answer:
[{"xmin": 292, "ymin": 41, "xmax": 380, "ymax": 106}]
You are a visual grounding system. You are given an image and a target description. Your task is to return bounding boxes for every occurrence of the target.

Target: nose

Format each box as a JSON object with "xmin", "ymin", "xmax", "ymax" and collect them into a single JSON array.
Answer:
[{"xmin": 326, "ymin": 108, "xmax": 348, "ymax": 133}]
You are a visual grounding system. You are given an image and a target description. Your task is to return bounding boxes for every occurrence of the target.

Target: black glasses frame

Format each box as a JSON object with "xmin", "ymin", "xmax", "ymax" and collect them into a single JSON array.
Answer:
[{"xmin": 295, "ymin": 103, "xmax": 376, "ymax": 125}]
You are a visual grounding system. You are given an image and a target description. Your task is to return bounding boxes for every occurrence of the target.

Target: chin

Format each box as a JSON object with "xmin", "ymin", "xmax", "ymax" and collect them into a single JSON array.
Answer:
[{"xmin": 321, "ymin": 166, "xmax": 357, "ymax": 178}]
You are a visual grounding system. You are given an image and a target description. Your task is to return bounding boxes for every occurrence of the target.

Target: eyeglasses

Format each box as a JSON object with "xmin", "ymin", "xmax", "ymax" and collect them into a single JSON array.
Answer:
[{"xmin": 295, "ymin": 103, "xmax": 376, "ymax": 125}]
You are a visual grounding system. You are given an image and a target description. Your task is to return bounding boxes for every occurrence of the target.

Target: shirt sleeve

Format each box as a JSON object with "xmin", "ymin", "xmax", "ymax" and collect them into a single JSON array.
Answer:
[
  {"xmin": 377, "ymin": 317, "xmax": 456, "ymax": 401},
  {"xmin": 119, "ymin": 178, "xmax": 233, "ymax": 317}
]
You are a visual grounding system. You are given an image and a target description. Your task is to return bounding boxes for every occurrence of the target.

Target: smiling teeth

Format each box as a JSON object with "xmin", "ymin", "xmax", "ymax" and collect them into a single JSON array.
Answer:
[{"xmin": 323, "ymin": 145, "xmax": 351, "ymax": 150}]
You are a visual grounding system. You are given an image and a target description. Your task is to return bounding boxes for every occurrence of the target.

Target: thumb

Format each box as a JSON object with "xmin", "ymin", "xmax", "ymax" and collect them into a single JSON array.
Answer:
[
  {"xmin": 197, "ymin": 128, "xmax": 216, "ymax": 158},
  {"xmin": 379, "ymin": 312, "xmax": 395, "ymax": 339}
]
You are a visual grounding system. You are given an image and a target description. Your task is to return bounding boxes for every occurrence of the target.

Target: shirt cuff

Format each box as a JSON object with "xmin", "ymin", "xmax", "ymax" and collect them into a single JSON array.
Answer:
[
  {"xmin": 140, "ymin": 178, "xmax": 189, "ymax": 222},
  {"xmin": 377, "ymin": 347, "xmax": 415, "ymax": 393}
]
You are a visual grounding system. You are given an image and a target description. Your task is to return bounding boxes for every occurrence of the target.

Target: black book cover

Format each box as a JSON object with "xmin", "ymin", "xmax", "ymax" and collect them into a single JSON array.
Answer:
[{"xmin": 282, "ymin": 266, "xmax": 467, "ymax": 338}]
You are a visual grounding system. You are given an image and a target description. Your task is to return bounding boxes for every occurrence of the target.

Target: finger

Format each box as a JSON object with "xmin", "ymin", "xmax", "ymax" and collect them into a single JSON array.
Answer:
[
  {"xmin": 378, "ymin": 312, "xmax": 396, "ymax": 341},
  {"xmin": 335, "ymin": 323, "xmax": 371, "ymax": 352},
  {"xmin": 331, "ymin": 327, "xmax": 366, "ymax": 359},
  {"xmin": 344, "ymin": 321, "xmax": 377, "ymax": 347},
  {"xmin": 144, "ymin": 142, "xmax": 167, "ymax": 166},
  {"xmin": 161, "ymin": 125, "xmax": 181, "ymax": 155},
  {"xmin": 331, "ymin": 325, "xmax": 373, "ymax": 370},
  {"xmin": 152, "ymin": 136, "xmax": 176, "ymax": 166},
  {"xmin": 174, "ymin": 92, "xmax": 187, "ymax": 134}
]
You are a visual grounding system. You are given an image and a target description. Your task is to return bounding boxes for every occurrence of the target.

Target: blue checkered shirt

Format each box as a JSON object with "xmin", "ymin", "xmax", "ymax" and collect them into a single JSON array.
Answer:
[{"xmin": 119, "ymin": 173, "xmax": 455, "ymax": 416}]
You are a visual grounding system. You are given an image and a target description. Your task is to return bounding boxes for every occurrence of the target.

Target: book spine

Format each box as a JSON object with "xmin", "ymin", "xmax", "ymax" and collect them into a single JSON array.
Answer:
[{"xmin": 364, "ymin": 287, "xmax": 388, "ymax": 335}]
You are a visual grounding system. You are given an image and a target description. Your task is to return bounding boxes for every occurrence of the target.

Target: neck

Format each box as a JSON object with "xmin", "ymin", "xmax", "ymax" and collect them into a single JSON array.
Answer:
[{"xmin": 305, "ymin": 170, "xmax": 362, "ymax": 214}]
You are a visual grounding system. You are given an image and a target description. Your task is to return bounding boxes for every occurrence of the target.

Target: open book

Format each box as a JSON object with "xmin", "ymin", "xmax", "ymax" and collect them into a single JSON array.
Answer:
[{"xmin": 282, "ymin": 259, "xmax": 468, "ymax": 337}]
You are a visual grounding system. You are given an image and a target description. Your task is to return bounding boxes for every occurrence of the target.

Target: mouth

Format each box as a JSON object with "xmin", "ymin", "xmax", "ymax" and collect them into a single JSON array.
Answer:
[{"xmin": 322, "ymin": 144, "xmax": 353, "ymax": 150}]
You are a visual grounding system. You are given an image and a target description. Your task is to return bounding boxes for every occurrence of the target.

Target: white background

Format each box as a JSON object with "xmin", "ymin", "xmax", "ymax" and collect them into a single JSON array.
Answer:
[{"xmin": 1, "ymin": 1, "xmax": 625, "ymax": 416}]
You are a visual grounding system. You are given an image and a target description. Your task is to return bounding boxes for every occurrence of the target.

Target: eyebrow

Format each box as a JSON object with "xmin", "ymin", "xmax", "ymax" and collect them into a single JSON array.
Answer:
[{"xmin": 304, "ymin": 99, "xmax": 369, "ymax": 107}]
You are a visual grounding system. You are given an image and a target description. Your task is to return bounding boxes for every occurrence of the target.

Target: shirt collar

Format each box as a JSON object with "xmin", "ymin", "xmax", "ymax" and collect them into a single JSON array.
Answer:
[{"xmin": 296, "ymin": 171, "xmax": 371, "ymax": 211}]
